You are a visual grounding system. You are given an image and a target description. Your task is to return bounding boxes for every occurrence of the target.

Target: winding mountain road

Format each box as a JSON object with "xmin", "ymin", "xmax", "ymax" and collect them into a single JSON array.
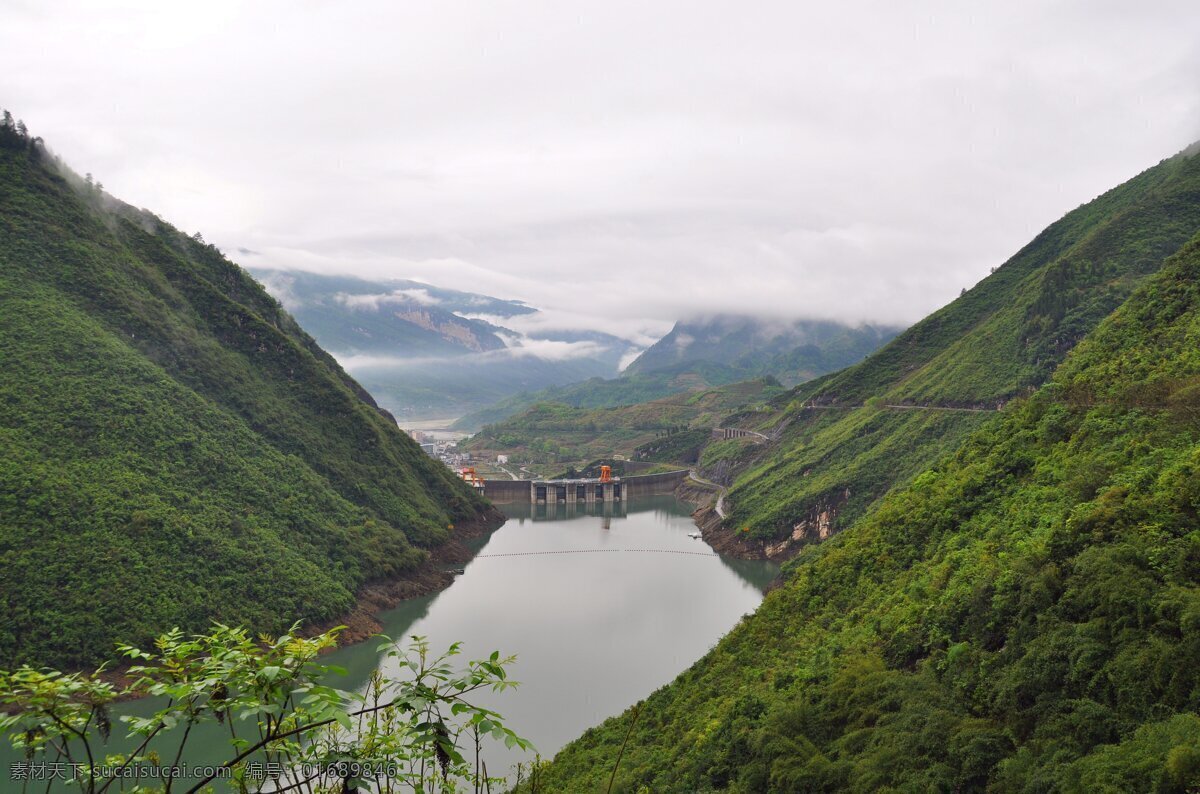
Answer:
[{"xmin": 688, "ymin": 469, "xmax": 728, "ymax": 519}]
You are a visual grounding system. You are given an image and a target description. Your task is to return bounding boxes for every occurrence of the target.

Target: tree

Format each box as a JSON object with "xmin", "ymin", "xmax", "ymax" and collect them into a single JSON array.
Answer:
[{"xmin": 0, "ymin": 623, "xmax": 530, "ymax": 793}]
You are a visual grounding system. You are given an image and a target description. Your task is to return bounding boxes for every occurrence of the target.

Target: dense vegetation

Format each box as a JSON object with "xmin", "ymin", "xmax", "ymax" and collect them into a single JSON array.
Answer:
[
  {"xmin": 0, "ymin": 624, "xmax": 527, "ymax": 792},
  {"xmin": 632, "ymin": 428, "xmax": 715, "ymax": 466},
  {"xmin": 0, "ymin": 121, "xmax": 491, "ymax": 667},
  {"xmin": 533, "ymin": 229, "xmax": 1200, "ymax": 791},
  {"xmin": 451, "ymin": 360, "xmax": 747, "ymax": 431},
  {"xmin": 723, "ymin": 142, "xmax": 1200, "ymax": 544},
  {"xmin": 463, "ymin": 378, "xmax": 783, "ymax": 474},
  {"xmin": 454, "ymin": 318, "xmax": 896, "ymax": 432}
]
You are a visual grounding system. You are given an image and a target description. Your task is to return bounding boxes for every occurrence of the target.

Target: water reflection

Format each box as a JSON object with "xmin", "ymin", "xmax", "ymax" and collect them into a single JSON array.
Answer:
[
  {"xmin": 1, "ymin": 496, "xmax": 778, "ymax": 789},
  {"xmin": 502, "ymin": 498, "xmax": 629, "ymax": 526}
]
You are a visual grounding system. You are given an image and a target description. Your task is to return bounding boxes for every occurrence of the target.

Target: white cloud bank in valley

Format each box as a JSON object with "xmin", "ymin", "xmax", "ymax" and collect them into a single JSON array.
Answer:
[{"xmin": 334, "ymin": 288, "xmax": 440, "ymax": 311}]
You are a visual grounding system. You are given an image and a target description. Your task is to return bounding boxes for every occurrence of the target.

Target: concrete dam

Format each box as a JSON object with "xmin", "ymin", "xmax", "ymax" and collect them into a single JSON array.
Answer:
[{"xmin": 482, "ymin": 469, "xmax": 690, "ymax": 504}]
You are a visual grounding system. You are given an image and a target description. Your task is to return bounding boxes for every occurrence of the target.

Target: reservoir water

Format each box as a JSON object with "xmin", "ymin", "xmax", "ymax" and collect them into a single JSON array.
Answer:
[{"xmin": 4, "ymin": 495, "xmax": 777, "ymax": 787}]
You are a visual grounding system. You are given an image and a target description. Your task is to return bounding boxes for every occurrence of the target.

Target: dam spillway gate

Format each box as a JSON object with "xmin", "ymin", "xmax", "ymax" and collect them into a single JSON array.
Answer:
[{"xmin": 481, "ymin": 469, "xmax": 690, "ymax": 504}]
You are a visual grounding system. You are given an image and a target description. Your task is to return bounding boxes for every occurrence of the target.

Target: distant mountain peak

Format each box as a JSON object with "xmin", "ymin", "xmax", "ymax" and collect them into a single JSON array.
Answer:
[{"xmin": 625, "ymin": 314, "xmax": 901, "ymax": 385}]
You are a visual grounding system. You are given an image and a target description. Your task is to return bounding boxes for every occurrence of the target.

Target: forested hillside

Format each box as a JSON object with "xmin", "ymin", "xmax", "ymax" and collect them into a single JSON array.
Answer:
[
  {"xmin": 452, "ymin": 360, "xmax": 745, "ymax": 431},
  {"xmin": 463, "ymin": 378, "xmax": 783, "ymax": 475},
  {"xmin": 721, "ymin": 143, "xmax": 1200, "ymax": 551},
  {"xmin": 534, "ymin": 227, "xmax": 1200, "ymax": 791},
  {"xmin": 0, "ymin": 123, "xmax": 494, "ymax": 667},
  {"xmin": 455, "ymin": 318, "xmax": 896, "ymax": 432}
]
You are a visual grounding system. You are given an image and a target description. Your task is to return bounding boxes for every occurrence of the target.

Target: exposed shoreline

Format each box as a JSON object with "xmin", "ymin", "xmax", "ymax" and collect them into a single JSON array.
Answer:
[
  {"xmin": 677, "ymin": 478, "xmax": 798, "ymax": 562},
  {"xmin": 83, "ymin": 489, "xmax": 754, "ymax": 701},
  {"xmin": 311, "ymin": 506, "xmax": 507, "ymax": 647}
]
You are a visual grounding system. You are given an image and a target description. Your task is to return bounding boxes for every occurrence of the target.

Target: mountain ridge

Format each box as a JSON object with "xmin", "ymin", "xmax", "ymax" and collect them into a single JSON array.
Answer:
[
  {"xmin": 453, "ymin": 318, "xmax": 898, "ymax": 431},
  {"xmin": 710, "ymin": 141, "xmax": 1200, "ymax": 556},
  {"xmin": 532, "ymin": 153, "xmax": 1200, "ymax": 792},
  {"xmin": 626, "ymin": 315, "xmax": 900, "ymax": 384},
  {"xmin": 250, "ymin": 269, "xmax": 635, "ymax": 420},
  {"xmin": 0, "ymin": 124, "xmax": 496, "ymax": 667}
]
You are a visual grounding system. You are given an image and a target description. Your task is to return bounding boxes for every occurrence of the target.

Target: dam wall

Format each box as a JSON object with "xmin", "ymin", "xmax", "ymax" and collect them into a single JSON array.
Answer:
[{"xmin": 482, "ymin": 469, "xmax": 689, "ymax": 503}]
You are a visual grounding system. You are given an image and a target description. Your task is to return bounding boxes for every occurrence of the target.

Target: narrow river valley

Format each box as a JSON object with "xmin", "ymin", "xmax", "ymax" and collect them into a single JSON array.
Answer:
[{"xmin": 8, "ymin": 496, "xmax": 778, "ymax": 788}]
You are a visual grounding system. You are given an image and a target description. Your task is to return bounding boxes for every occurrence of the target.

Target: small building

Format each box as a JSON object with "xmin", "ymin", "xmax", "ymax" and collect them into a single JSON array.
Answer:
[{"xmin": 497, "ymin": 454, "xmax": 509, "ymax": 464}]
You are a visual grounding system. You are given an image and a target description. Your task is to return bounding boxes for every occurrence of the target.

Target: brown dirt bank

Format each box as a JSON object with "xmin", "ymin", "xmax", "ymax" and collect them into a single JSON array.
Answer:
[
  {"xmin": 674, "ymin": 479, "xmax": 720, "ymax": 507},
  {"xmin": 692, "ymin": 502, "xmax": 781, "ymax": 560},
  {"xmin": 312, "ymin": 505, "xmax": 506, "ymax": 646},
  {"xmin": 676, "ymin": 478, "xmax": 791, "ymax": 561}
]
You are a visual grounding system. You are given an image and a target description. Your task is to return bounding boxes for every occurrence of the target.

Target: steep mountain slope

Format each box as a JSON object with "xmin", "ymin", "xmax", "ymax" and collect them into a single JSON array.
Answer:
[
  {"xmin": 720, "ymin": 143, "xmax": 1200, "ymax": 553},
  {"xmin": 533, "ymin": 232, "xmax": 1200, "ymax": 791},
  {"xmin": 0, "ymin": 128, "xmax": 493, "ymax": 667},
  {"xmin": 626, "ymin": 315, "xmax": 899, "ymax": 385}
]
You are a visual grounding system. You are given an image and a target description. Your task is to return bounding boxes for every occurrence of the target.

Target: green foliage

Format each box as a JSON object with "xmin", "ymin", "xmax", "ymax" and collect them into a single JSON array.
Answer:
[
  {"xmin": 464, "ymin": 379, "xmax": 783, "ymax": 471},
  {"xmin": 452, "ymin": 315, "xmax": 892, "ymax": 432},
  {"xmin": 0, "ymin": 141, "xmax": 490, "ymax": 667},
  {"xmin": 0, "ymin": 624, "xmax": 528, "ymax": 792},
  {"xmin": 697, "ymin": 437, "xmax": 757, "ymax": 470},
  {"xmin": 633, "ymin": 428, "xmax": 714, "ymax": 465},
  {"xmin": 452, "ymin": 360, "xmax": 750, "ymax": 431},
  {"xmin": 725, "ymin": 143, "xmax": 1200, "ymax": 543},
  {"xmin": 547, "ymin": 459, "xmax": 678, "ymax": 481},
  {"xmin": 533, "ymin": 231, "xmax": 1200, "ymax": 787}
]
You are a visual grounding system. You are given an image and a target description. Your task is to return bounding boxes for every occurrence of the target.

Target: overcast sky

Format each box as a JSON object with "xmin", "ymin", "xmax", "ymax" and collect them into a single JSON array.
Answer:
[{"xmin": 4, "ymin": 1, "xmax": 1199, "ymax": 343}]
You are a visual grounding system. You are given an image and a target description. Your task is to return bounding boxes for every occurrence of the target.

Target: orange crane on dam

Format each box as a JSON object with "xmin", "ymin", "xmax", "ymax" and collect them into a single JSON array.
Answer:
[{"xmin": 459, "ymin": 467, "xmax": 485, "ymax": 490}]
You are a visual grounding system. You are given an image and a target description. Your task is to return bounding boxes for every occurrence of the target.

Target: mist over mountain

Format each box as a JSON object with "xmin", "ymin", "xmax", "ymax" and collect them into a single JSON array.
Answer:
[
  {"xmin": 250, "ymin": 269, "xmax": 637, "ymax": 420},
  {"xmin": 454, "ymin": 317, "xmax": 899, "ymax": 431},
  {"xmin": 626, "ymin": 315, "xmax": 901, "ymax": 385}
]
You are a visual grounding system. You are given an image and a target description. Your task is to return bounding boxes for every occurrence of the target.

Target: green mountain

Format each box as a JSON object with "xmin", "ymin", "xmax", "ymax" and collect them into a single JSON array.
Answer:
[
  {"xmin": 462, "ymin": 377, "xmax": 784, "ymax": 475},
  {"xmin": 0, "ymin": 122, "xmax": 494, "ymax": 668},
  {"xmin": 533, "ymin": 164, "xmax": 1200, "ymax": 789},
  {"xmin": 625, "ymin": 315, "xmax": 899, "ymax": 384},
  {"xmin": 720, "ymin": 143, "xmax": 1200, "ymax": 552},
  {"xmin": 451, "ymin": 360, "xmax": 744, "ymax": 431},
  {"xmin": 452, "ymin": 320, "xmax": 896, "ymax": 432}
]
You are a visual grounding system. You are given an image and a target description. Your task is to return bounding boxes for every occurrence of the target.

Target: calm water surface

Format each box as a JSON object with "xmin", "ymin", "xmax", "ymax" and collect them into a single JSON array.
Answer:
[{"xmin": 6, "ymin": 496, "xmax": 777, "ymax": 786}]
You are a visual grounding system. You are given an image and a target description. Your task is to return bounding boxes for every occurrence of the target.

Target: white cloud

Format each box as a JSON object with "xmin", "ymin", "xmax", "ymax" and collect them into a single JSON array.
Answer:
[
  {"xmin": 459, "ymin": 309, "xmax": 668, "ymax": 347},
  {"xmin": 334, "ymin": 288, "xmax": 440, "ymax": 311},
  {"xmin": 253, "ymin": 270, "xmax": 302, "ymax": 311},
  {"xmin": 333, "ymin": 338, "xmax": 606, "ymax": 371},
  {"xmin": 3, "ymin": 1, "xmax": 1198, "ymax": 333},
  {"xmin": 617, "ymin": 348, "xmax": 644, "ymax": 373},
  {"xmin": 494, "ymin": 334, "xmax": 608, "ymax": 361}
]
